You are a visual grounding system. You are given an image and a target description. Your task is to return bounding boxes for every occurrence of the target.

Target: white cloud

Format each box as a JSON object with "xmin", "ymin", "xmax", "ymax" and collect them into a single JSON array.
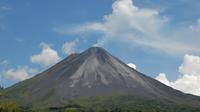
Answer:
[
  {"xmin": 0, "ymin": 6, "xmax": 12, "ymax": 11},
  {"xmin": 156, "ymin": 54, "xmax": 200, "ymax": 96},
  {"xmin": 127, "ymin": 63, "xmax": 136, "ymax": 69},
  {"xmin": 155, "ymin": 73, "xmax": 170, "ymax": 86},
  {"xmin": 62, "ymin": 40, "xmax": 77, "ymax": 55},
  {"xmin": 0, "ymin": 60, "xmax": 8, "ymax": 66},
  {"xmin": 179, "ymin": 54, "xmax": 200, "ymax": 76},
  {"xmin": 190, "ymin": 19, "xmax": 200, "ymax": 32},
  {"xmin": 0, "ymin": 6, "xmax": 12, "ymax": 31},
  {"xmin": 30, "ymin": 42, "xmax": 61, "ymax": 67},
  {"xmin": 3, "ymin": 66, "xmax": 38, "ymax": 82},
  {"xmin": 56, "ymin": 0, "xmax": 200, "ymax": 55}
]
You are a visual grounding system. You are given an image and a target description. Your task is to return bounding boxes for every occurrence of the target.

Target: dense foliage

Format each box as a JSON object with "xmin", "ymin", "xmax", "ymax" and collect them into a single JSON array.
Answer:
[
  {"xmin": 0, "ymin": 85, "xmax": 4, "ymax": 91},
  {"xmin": 0, "ymin": 100, "xmax": 20, "ymax": 112},
  {"xmin": 1, "ymin": 95, "xmax": 200, "ymax": 112}
]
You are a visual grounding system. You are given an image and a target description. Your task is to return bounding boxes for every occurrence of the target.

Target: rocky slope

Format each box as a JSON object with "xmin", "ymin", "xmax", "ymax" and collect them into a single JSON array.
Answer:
[{"xmin": 5, "ymin": 47, "xmax": 200, "ymax": 107}]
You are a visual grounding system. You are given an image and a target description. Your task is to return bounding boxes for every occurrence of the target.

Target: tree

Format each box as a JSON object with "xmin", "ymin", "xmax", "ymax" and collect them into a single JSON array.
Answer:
[
  {"xmin": 0, "ymin": 100, "xmax": 20, "ymax": 112},
  {"xmin": 0, "ymin": 85, "xmax": 4, "ymax": 90}
]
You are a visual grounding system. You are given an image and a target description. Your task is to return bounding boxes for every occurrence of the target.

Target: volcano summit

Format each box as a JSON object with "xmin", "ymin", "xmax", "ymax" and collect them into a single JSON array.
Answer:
[{"xmin": 3, "ymin": 47, "xmax": 200, "ymax": 110}]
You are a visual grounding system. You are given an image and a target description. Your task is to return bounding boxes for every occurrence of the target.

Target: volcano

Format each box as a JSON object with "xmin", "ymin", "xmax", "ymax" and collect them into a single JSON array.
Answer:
[{"xmin": 4, "ymin": 47, "xmax": 200, "ymax": 107}]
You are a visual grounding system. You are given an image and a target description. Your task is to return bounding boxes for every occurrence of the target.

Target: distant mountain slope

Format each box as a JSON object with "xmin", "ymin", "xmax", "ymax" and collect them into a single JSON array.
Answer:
[{"xmin": 4, "ymin": 47, "xmax": 200, "ymax": 107}]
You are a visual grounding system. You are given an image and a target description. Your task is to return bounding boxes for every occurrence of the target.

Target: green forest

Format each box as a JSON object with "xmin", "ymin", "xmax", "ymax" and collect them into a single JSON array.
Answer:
[{"xmin": 1, "ymin": 93, "xmax": 200, "ymax": 112}]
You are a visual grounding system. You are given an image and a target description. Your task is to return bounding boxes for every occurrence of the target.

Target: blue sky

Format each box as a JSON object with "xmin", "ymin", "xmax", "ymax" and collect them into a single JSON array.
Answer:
[{"xmin": 0, "ymin": 0, "xmax": 200, "ymax": 96}]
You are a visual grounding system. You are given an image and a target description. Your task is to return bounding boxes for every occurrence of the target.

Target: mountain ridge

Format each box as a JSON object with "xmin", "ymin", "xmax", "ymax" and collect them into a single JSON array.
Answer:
[{"xmin": 4, "ymin": 47, "xmax": 200, "ymax": 107}]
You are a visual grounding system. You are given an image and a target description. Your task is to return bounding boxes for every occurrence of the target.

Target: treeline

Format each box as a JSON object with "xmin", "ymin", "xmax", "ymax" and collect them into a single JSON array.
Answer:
[
  {"xmin": 0, "ymin": 85, "xmax": 4, "ymax": 91},
  {"xmin": 0, "ymin": 100, "xmax": 20, "ymax": 112},
  {"xmin": 1, "ymin": 100, "xmax": 200, "ymax": 112},
  {"xmin": 1, "ymin": 95, "xmax": 200, "ymax": 112}
]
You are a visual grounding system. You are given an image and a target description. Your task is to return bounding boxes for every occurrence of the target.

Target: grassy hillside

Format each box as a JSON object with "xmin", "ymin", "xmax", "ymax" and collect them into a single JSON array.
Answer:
[{"xmin": 1, "ymin": 94, "xmax": 200, "ymax": 112}]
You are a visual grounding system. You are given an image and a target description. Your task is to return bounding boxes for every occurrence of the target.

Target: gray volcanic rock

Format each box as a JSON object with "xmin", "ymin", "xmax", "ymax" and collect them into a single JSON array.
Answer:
[{"xmin": 5, "ymin": 47, "xmax": 200, "ymax": 106}]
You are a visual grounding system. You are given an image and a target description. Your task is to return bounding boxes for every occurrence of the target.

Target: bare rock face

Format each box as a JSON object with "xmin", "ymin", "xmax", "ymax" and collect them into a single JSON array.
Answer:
[{"xmin": 5, "ymin": 47, "xmax": 200, "ymax": 106}]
